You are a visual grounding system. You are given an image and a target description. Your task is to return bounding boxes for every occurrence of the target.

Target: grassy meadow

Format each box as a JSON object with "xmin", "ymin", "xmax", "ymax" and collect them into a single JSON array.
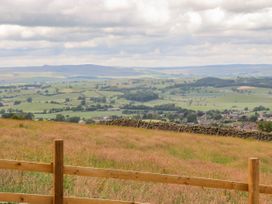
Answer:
[{"xmin": 0, "ymin": 119, "xmax": 272, "ymax": 203}]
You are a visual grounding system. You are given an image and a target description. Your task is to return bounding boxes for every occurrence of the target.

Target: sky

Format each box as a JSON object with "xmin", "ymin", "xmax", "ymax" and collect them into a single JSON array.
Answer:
[{"xmin": 0, "ymin": 0, "xmax": 272, "ymax": 67}]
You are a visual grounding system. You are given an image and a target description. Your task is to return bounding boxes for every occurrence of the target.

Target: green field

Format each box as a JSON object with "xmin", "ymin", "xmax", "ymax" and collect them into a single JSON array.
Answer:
[{"xmin": 1, "ymin": 79, "xmax": 272, "ymax": 120}]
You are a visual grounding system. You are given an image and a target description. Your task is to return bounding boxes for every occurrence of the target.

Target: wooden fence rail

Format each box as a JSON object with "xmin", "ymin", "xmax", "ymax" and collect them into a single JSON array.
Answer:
[{"xmin": 0, "ymin": 140, "xmax": 271, "ymax": 204}]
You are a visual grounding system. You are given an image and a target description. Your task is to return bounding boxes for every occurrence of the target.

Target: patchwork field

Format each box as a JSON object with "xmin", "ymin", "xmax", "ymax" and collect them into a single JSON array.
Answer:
[
  {"xmin": 0, "ymin": 119, "xmax": 272, "ymax": 203},
  {"xmin": 1, "ymin": 79, "xmax": 272, "ymax": 122}
]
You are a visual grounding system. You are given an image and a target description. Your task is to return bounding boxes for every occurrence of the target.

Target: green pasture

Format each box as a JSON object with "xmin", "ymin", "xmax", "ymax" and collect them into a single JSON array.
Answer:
[{"xmin": 1, "ymin": 79, "xmax": 272, "ymax": 119}]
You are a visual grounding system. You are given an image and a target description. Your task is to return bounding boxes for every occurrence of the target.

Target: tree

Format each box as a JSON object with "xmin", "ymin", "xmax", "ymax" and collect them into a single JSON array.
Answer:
[
  {"xmin": 55, "ymin": 114, "xmax": 65, "ymax": 122},
  {"xmin": 238, "ymin": 115, "xmax": 248, "ymax": 122},
  {"xmin": 2, "ymin": 112, "xmax": 34, "ymax": 120},
  {"xmin": 78, "ymin": 96, "xmax": 85, "ymax": 100},
  {"xmin": 206, "ymin": 110, "xmax": 222, "ymax": 120},
  {"xmin": 258, "ymin": 121, "xmax": 272, "ymax": 132},
  {"xmin": 253, "ymin": 105, "xmax": 269, "ymax": 112},
  {"xmin": 123, "ymin": 91, "xmax": 159, "ymax": 102},
  {"xmin": 187, "ymin": 113, "xmax": 198, "ymax": 123},
  {"xmin": 80, "ymin": 99, "xmax": 86, "ymax": 106},
  {"xmin": 14, "ymin": 100, "xmax": 21, "ymax": 105},
  {"xmin": 67, "ymin": 116, "xmax": 80, "ymax": 123},
  {"xmin": 249, "ymin": 115, "xmax": 258, "ymax": 122},
  {"xmin": 27, "ymin": 97, "xmax": 33, "ymax": 103}
]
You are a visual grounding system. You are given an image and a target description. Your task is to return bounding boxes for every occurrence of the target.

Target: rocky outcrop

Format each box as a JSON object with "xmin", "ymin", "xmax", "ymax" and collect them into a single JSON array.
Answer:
[{"xmin": 101, "ymin": 119, "xmax": 272, "ymax": 141}]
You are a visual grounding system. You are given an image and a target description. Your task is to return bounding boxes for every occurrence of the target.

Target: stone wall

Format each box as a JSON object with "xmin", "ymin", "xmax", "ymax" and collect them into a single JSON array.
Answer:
[{"xmin": 101, "ymin": 119, "xmax": 272, "ymax": 141}]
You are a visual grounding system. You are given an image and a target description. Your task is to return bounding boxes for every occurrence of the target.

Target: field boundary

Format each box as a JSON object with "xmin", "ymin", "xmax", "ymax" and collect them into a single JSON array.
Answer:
[
  {"xmin": 1, "ymin": 140, "xmax": 271, "ymax": 204},
  {"xmin": 102, "ymin": 119, "xmax": 272, "ymax": 141}
]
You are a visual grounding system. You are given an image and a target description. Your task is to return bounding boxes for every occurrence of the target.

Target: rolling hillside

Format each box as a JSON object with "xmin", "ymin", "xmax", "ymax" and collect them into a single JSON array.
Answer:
[
  {"xmin": 1, "ymin": 64, "xmax": 272, "ymax": 83},
  {"xmin": 0, "ymin": 119, "xmax": 272, "ymax": 203}
]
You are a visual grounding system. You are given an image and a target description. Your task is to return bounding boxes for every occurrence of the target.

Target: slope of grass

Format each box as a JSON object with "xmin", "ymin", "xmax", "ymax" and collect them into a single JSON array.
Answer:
[{"xmin": 0, "ymin": 119, "xmax": 272, "ymax": 203}]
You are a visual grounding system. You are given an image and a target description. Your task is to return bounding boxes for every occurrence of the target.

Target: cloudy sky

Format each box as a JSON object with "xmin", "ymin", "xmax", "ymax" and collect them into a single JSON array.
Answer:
[{"xmin": 0, "ymin": 0, "xmax": 272, "ymax": 67}]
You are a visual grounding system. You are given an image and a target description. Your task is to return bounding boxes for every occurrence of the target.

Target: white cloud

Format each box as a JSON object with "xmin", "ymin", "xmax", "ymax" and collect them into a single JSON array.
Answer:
[
  {"xmin": 104, "ymin": 0, "xmax": 131, "ymax": 10},
  {"xmin": 226, "ymin": 8, "xmax": 272, "ymax": 30},
  {"xmin": 185, "ymin": 11, "xmax": 203, "ymax": 32},
  {"xmin": 203, "ymin": 8, "xmax": 225, "ymax": 25},
  {"xmin": 0, "ymin": 0, "xmax": 271, "ymax": 67},
  {"xmin": 135, "ymin": 0, "xmax": 170, "ymax": 25}
]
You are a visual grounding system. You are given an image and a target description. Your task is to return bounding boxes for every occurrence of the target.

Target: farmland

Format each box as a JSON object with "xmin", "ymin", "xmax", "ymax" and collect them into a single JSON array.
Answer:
[
  {"xmin": 1, "ymin": 78, "xmax": 272, "ymax": 124},
  {"xmin": 0, "ymin": 119, "xmax": 272, "ymax": 203}
]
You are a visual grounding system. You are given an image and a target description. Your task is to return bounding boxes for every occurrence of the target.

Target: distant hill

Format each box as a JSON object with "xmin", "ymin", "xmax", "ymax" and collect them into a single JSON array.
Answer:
[
  {"xmin": 148, "ymin": 64, "xmax": 272, "ymax": 78},
  {"xmin": 1, "ymin": 63, "xmax": 272, "ymax": 83},
  {"xmin": 188, "ymin": 77, "xmax": 272, "ymax": 88},
  {"xmin": 0, "ymin": 64, "xmax": 141, "ymax": 83},
  {"xmin": 192, "ymin": 77, "xmax": 235, "ymax": 87}
]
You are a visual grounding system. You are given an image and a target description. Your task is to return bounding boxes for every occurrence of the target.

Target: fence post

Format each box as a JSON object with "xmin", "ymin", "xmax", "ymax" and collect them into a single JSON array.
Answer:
[
  {"xmin": 54, "ymin": 139, "xmax": 64, "ymax": 204},
  {"xmin": 248, "ymin": 157, "xmax": 259, "ymax": 204}
]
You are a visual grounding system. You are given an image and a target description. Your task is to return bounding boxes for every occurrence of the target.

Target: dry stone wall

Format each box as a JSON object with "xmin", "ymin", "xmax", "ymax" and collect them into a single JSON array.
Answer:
[{"xmin": 101, "ymin": 119, "xmax": 272, "ymax": 141}]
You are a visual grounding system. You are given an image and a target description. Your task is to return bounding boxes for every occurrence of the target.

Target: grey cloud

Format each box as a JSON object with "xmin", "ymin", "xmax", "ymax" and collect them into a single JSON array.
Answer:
[
  {"xmin": 0, "ymin": 0, "xmax": 271, "ymax": 67},
  {"xmin": 222, "ymin": 0, "xmax": 272, "ymax": 13},
  {"xmin": 0, "ymin": 0, "xmax": 143, "ymax": 27}
]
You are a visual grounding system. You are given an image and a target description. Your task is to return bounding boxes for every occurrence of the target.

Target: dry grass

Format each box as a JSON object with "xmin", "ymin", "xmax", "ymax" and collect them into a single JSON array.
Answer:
[{"xmin": 0, "ymin": 119, "xmax": 272, "ymax": 203}]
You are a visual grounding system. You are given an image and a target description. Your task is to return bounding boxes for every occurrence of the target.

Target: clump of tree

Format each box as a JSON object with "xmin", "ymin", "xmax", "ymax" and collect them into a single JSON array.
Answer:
[
  {"xmin": 122, "ymin": 91, "xmax": 159, "ymax": 102},
  {"xmin": 206, "ymin": 110, "xmax": 222, "ymax": 120},
  {"xmin": 153, "ymin": 103, "xmax": 177, "ymax": 111},
  {"xmin": 2, "ymin": 112, "xmax": 34, "ymax": 120},
  {"xmin": 253, "ymin": 105, "xmax": 270, "ymax": 112},
  {"xmin": 14, "ymin": 100, "xmax": 21, "ymax": 105},
  {"xmin": 249, "ymin": 115, "xmax": 258, "ymax": 122},
  {"xmin": 55, "ymin": 114, "xmax": 66, "ymax": 121},
  {"xmin": 187, "ymin": 113, "xmax": 198, "ymax": 123},
  {"xmin": 66, "ymin": 116, "xmax": 81, "ymax": 123},
  {"xmin": 26, "ymin": 97, "xmax": 33, "ymax": 103},
  {"xmin": 53, "ymin": 114, "xmax": 80, "ymax": 123},
  {"xmin": 258, "ymin": 121, "xmax": 272, "ymax": 132}
]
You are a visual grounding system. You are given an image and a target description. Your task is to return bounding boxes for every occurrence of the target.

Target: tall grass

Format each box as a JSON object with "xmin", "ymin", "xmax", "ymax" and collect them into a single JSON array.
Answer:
[{"xmin": 0, "ymin": 119, "xmax": 272, "ymax": 203}]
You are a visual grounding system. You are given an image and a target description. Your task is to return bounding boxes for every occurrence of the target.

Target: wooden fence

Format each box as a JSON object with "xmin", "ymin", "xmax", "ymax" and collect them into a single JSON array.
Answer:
[{"xmin": 0, "ymin": 140, "xmax": 271, "ymax": 204}]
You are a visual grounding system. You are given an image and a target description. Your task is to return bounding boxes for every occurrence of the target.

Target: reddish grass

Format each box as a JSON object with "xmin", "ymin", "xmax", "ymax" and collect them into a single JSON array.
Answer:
[{"xmin": 0, "ymin": 119, "xmax": 272, "ymax": 203}]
